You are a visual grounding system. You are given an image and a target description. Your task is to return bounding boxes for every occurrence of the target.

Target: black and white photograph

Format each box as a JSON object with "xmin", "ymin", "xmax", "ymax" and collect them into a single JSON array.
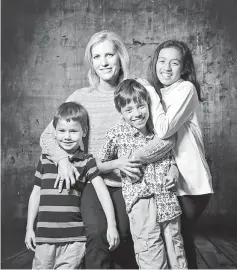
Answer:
[{"xmin": 1, "ymin": 0, "xmax": 237, "ymax": 269}]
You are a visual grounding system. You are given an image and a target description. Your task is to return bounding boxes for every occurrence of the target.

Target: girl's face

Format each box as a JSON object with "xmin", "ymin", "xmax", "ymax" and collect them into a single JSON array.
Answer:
[
  {"xmin": 92, "ymin": 40, "xmax": 121, "ymax": 85},
  {"xmin": 156, "ymin": 47, "xmax": 183, "ymax": 87}
]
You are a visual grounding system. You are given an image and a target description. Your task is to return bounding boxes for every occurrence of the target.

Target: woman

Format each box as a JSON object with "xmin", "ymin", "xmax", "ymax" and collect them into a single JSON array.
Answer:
[
  {"xmin": 40, "ymin": 31, "xmax": 177, "ymax": 269},
  {"xmin": 140, "ymin": 40, "xmax": 214, "ymax": 268}
]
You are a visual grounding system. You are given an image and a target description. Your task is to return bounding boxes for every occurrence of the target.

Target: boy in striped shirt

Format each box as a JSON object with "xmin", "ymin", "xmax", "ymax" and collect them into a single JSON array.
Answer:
[{"xmin": 25, "ymin": 102, "xmax": 119, "ymax": 269}]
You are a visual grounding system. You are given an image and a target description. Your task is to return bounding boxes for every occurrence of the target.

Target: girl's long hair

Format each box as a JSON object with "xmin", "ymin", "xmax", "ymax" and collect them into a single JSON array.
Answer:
[{"xmin": 147, "ymin": 40, "xmax": 202, "ymax": 101}]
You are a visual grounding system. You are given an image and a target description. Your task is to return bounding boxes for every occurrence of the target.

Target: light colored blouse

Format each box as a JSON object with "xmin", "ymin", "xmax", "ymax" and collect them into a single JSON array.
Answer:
[{"xmin": 147, "ymin": 79, "xmax": 213, "ymax": 196}]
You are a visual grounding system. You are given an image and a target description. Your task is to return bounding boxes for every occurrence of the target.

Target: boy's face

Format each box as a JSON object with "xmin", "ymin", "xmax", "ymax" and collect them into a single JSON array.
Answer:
[
  {"xmin": 120, "ymin": 100, "xmax": 150, "ymax": 135},
  {"xmin": 55, "ymin": 119, "xmax": 86, "ymax": 154}
]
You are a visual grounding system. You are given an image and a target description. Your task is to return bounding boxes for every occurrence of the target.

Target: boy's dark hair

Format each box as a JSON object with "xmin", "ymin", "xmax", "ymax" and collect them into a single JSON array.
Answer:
[
  {"xmin": 114, "ymin": 79, "xmax": 150, "ymax": 112},
  {"xmin": 53, "ymin": 102, "xmax": 89, "ymax": 134},
  {"xmin": 147, "ymin": 40, "xmax": 202, "ymax": 102}
]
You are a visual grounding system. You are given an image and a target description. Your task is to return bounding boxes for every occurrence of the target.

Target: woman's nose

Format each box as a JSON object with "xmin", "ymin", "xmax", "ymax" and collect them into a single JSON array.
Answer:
[{"xmin": 101, "ymin": 56, "xmax": 108, "ymax": 66}]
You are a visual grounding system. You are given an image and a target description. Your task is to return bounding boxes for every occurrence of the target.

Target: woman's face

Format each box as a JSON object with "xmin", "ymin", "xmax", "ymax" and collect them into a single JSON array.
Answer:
[
  {"xmin": 156, "ymin": 47, "xmax": 182, "ymax": 87},
  {"xmin": 91, "ymin": 40, "xmax": 121, "ymax": 85}
]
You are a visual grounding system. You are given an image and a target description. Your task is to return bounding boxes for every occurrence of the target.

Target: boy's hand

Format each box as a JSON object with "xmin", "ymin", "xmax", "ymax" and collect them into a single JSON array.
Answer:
[
  {"xmin": 107, "ymin": 226, "xmax": 120, "ymax": 251},
  {"xmin": 25, "ymin": 229, "xmax": 36, "ymax": 252},
  {"xmin": 55, "ymin": 158, "xmax": 80, "ymax": 193},
  {"xmin": 117, "ymin": 154, "xmax": 142, "ymax": 181}
]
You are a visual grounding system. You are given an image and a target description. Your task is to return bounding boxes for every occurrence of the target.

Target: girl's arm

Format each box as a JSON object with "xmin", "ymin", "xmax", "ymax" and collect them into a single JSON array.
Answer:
[
  {"xmin": 131, "ymin": 135, "xmax": 175, "ymax": 164},
  {"xmin": 137, "ymin": 79, "xmax": 198, "ymax": 139},
  {"xmin": 91, "ymin": 176, "xmax": 120, "ymax": 251},
  {"xmin": 25, "ymin": 185, "xmax": 41, "ymax": 251}
]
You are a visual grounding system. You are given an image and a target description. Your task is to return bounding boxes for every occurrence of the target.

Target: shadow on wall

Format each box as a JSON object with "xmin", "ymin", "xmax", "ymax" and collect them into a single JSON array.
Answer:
[{"xmin": 1, "ymin": 0, "xmax": 53, "ymax": 259}]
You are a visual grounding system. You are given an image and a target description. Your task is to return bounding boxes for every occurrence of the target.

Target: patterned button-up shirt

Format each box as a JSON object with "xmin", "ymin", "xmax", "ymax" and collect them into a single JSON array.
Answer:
[{"xmin": 99, "ymin": 120, "xmax": 181, "ymax": 222}]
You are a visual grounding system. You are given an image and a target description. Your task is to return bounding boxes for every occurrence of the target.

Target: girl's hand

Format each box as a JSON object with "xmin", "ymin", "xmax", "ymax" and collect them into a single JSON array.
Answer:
[
  {"xmin": 164, "ymin": 175, "xmax": 178, "ymax": 192},
  {"xmin": 164, "ymin": 164, "xmax": 179, "ymax": 192},
  {"xmin": 116, "ymin": 155, "xmax": 142, "ymax": 181},
  {"xmin": 136, "ymin": 78, "xmax": 157, "ymax": 94},
  {"xmin": 25, "ymin": 229, "xmax": 36, "ymax": 252},
  {"xmin": 107, "ymin": 226, "xmax": 120, "ymax": 251},
  {"xmin": 54, "ymin": 158, "xmax": 80, "ymax": 193}
]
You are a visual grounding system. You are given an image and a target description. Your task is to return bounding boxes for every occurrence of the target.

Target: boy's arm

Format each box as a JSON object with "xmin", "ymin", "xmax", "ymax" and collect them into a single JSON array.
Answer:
[
  {"xmin": 98, "ymin": 131, "xmax": 142, "ymax": 180},
  {"xmin": 25, "ymin": 185, "xmax": 41, "ymax": 251},
  {"xmin": 91, "ymin": 176, "xmax": 120, "ymax": 251}
]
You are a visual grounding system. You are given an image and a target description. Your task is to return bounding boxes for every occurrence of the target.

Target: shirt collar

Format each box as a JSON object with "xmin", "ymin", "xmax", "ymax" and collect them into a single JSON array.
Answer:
[
  {"xmin": 121, "ymin": 119, "xmax": 154, "ymax": 139},
  {"xmin": 161, "ymin": 79, "xmax": 184, "ymax": 92},
  {"xmin": 69, "ymin": 148, "xmax": 85, "ymax": 162}
]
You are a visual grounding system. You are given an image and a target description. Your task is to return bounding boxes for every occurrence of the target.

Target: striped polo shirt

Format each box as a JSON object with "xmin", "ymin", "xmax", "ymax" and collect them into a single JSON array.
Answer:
[{"xmin": 34, "ymin": 149, "xmax": 100, "ymax": 244}]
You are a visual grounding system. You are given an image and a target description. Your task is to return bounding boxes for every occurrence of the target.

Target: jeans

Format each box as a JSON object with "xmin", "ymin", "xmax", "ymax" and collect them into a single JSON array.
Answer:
[{"xmin": 81, "ymin": 183, "xmax": 138, "ymax": 269}]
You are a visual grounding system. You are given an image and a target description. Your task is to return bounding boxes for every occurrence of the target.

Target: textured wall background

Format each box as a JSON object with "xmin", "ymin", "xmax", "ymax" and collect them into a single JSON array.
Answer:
[{"xmin": 2, "ymin": 0, "xmax": 237, "ymax": 256}]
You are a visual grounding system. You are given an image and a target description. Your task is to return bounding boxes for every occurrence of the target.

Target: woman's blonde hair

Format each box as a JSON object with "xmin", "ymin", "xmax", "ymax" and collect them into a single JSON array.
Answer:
[{"xmin": 84, "ymin": 31, "xmax": 130, "ymax": 88}]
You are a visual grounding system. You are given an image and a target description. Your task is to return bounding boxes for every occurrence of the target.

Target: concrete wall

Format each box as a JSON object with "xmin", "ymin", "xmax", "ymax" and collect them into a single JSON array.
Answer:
[{"xmin": 2, "ymin": 0, "xmax": 237, "ymax": 252}]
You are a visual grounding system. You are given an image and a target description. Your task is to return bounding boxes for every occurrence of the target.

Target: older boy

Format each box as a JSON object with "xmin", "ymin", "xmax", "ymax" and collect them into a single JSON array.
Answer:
[
  {"xmin": 25, "ymin": 102, "xmax": 119, "ymax": 269},
  {"xmin": 99, "ymin": 79, "xmax": 187, "ymax": 269}
]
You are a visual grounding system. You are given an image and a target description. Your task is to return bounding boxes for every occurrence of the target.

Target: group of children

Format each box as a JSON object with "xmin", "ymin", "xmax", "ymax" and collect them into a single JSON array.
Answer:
[{"xmin": 25, "ymin": 38, "xmax": 213, "ymax": 269}]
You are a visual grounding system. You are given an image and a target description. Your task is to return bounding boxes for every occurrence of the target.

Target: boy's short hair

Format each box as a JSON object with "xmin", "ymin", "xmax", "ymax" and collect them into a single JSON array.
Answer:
[
  {"xmin": 114, "ymin": 79, "xmax": 150, "ymax": 112},
  {"xmin": 53, "ymin": 102, "xmax": 89, "ymax": 134}
]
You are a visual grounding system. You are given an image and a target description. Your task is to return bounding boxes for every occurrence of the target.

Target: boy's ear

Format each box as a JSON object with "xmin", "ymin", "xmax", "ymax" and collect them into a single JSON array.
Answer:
[{"xmin": 82, "ymin": 128, "xmax": 88, "ymax": 137}]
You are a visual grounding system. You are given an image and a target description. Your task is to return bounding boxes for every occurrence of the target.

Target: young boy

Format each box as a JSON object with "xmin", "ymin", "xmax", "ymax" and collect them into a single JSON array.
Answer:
[
  {"xmin": 25, "ymin": 102, "xmax": 119, "ymax": 269},
  {"xmin": 99, "ymin": 79, "xmax": 187, "ymax": 269}
]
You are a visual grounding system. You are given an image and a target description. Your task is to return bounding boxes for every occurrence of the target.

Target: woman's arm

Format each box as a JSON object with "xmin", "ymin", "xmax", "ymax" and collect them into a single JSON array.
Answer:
[
  {"xmin": 40, "ymin": 121, "xmax": 80, "ymax": 192},
  {"xmin": 40, "ymin": 90, "xmax": 85, "ymax": 190},
  {"xmin": 40, "ymin": 120, "xmax": 68, "ymax": 163}
]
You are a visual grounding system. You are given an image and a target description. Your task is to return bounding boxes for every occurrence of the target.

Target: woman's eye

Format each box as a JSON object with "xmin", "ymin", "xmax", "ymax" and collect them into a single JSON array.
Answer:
[
  {"xmin": 93, "ymin": 55, "xmax": 99, "ymax": 59},
  {"xmin": 107, "ymin": 54, "xmax": 114, "ymax": 57}
]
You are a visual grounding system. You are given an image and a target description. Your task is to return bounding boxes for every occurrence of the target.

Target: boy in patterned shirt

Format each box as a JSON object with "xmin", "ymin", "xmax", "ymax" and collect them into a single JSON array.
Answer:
[
  {"xmin": 25, "ymin": 102, "xmax": 119, "ymax": 269},
  {"xmin": 99, "ymin": 79, "xmax": 187, "ymax": 269}
]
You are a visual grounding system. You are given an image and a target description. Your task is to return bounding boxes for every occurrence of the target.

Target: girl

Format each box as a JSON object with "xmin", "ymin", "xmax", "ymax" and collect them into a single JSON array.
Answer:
[
  {"xmin": 40, "ymin": 32, "xmax": 177, "ymax": 269},
  {"xmin": 139, "ymin": 40, "xmax": 214, "ymax": 269}
]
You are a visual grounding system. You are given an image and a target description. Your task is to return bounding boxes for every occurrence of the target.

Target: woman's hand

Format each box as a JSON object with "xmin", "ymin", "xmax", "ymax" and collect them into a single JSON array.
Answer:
[
  {"xmin": 25, "ymin": 229, "xmax": 36, "ymax": 252},
  {"xmin": 116, "ymin": 155, "xmax": 142, "ymax": 181},
  {"xmin": 107, "ymin": 225, "xmax": 120, "ymax": 251},
  {"xmin": 54, "ymin": 158, "xmax": 80, "ymax": 193}
]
